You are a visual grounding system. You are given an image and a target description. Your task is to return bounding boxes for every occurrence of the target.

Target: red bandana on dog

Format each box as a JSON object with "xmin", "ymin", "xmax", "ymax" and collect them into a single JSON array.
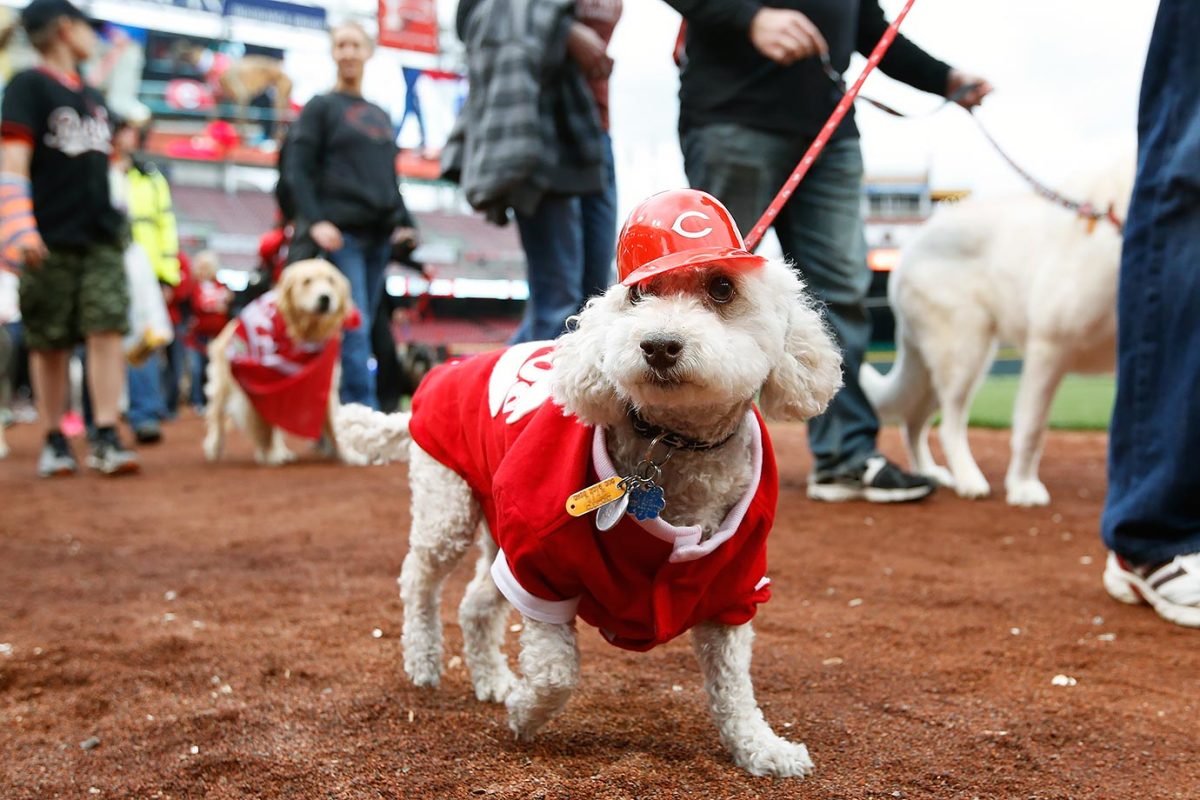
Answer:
[
  {"xmin": 227, "ymin": 291, "xmax": 359, "ymax": 440},
  {"xmin": 408, "ymin": 342, "xmax": 777, "ymax": 651}
]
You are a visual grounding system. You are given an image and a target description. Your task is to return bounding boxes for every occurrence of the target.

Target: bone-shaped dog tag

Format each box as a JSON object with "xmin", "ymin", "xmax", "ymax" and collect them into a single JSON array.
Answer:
[{"xmin": 566, "ymin": 476, "xmax": 627, "ymax": 517}]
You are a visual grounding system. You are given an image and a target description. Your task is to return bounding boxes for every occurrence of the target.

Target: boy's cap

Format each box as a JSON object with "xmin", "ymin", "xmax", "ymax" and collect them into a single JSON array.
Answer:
[{"xmin": 21, "ymin": 0, "xmax": 102, "ymax": 35}]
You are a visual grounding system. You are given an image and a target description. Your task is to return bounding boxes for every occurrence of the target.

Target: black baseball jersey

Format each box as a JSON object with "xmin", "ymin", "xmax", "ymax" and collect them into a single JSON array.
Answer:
[{"xmin": 1, "ymin": 68, "xmax": 124, "ymax": 248}]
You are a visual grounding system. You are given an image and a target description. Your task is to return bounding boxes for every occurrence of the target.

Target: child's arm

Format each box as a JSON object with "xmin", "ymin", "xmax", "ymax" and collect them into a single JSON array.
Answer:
[{"xmin": 0, "ymin": 141, "xmax": 47, "ymax": 271}]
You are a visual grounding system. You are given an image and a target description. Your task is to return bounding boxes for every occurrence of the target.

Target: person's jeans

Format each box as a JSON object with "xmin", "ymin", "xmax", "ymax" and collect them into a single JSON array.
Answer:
[
  {"xmin": 682, "ymin": 126, "xmax": 876, "ymax": 475},
  {"xmin": 161, "ymin": 325, "xmax": 186, "ymax": 416},
  {"xmin": 188, "ymin": 340, "xmax": 210, "ymax": 409},
  {"xmin": 1101, "ymin": 0, "xmax": 1200, "ymax": 564},
  {"xmin": 126, "ymin": 351, "xmax": 167, "ymax": 429},
  {"xmin": 512, "ymin": 134, "xmax": 617, "ymax": 344},
  {"xmin": 329, "ymin": 231, "xmax": 391, "ymax": 407}
]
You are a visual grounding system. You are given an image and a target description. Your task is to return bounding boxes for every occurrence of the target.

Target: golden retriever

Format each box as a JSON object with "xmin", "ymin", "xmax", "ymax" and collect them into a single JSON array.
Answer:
[{"xmin": 203, "ymin": 259, "xmax": 353, "ymax": 465}]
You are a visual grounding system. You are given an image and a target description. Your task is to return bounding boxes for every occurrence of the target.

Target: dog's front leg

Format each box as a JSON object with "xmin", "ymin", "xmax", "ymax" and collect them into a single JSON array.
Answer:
[
  {"xmin": 692, "ymin": 621, "xmax": 814, "ymax": 778},
  {"xmin": 506, "ymin": 619, "xmax": 579, "ymax": 741}
]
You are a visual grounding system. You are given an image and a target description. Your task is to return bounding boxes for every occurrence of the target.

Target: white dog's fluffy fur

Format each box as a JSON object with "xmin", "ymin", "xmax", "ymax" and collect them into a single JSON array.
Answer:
[
  {"xmin": 861, "ymin": 160, "xmax": 1132, "ymax": 506},
  {"xmin": 336, "ymin": 258, "xmax": 842, "ymax": 777},
  {"xmin": 204, "ymin": 259, "xmax": 354, "ymax": 465}
]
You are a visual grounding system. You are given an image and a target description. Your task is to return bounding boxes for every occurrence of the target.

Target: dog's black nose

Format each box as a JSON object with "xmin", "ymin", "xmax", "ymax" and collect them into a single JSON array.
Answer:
[
  {"xmin": 316, "ymin": 294, "xmax": 332, "ymax": 312},
  {"xmin": 640, "ymin": 335, "xmax": 683, "ymax": 371}
]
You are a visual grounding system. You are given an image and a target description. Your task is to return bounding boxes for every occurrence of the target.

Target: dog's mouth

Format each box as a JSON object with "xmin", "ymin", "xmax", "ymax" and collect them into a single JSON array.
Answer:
[{"xmin": 643, "ymin": 369, "xmax": 690, "ymax": 388}]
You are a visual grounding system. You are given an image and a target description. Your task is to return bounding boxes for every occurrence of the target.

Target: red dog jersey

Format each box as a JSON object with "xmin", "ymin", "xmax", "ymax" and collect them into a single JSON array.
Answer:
[
  {"xmin": 227, "ymin": 291, "xmax": 358, "ymax": 440},
  {"xmin": 408, "ymin": 342, "xmax": 777, "ymax": 651}
]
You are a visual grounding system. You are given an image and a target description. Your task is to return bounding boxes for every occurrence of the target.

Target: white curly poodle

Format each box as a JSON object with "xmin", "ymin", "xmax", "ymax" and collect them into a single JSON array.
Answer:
[{"xmin": 338, "ymin": 190, "xmax": 842, "ymax": 777}]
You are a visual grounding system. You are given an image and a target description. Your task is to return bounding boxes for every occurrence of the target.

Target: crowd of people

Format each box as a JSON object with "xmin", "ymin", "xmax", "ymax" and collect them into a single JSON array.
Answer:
[{"xmin": 0, "ymin": 0, "xmax": 1196, "ymax": 630}]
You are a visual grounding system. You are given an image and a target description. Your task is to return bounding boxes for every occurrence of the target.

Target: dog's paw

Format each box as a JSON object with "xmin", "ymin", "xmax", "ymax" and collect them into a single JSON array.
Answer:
[
  {"xmin": 472, "ymin": 665, "xmax": 517, "ymax": 704},
  {"xmin": 404, "ymin": 652, "xmax": 442, "ymax": 689},
  {"xmin": 261, "ymin": 446, "xmax": 296, "ymax": 466},
  {"xmin": 923, "ymin": 465, "xmax": 956, "ymax": 488},
  {"xmin": 1006, "ymin": 479, "xmax": 1050, "ymax": 507},
  {"xmin": 953, "ymin": 472, "xmax": 991, "ymax": 499},
  {"xmin": 506, "ymin": 691, "xmax": 542, "ymax": 742},
  {"xmin": 202, "ymin": 433, "xmax": 221, "ymax": 462},
  {"xmin": 731, "ymin": 734, "xmax": 815, "ymax": 778}
]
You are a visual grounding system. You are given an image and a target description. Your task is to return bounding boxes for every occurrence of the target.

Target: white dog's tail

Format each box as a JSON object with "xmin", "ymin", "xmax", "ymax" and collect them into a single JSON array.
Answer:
[
  {"xmin": 859, "ymin": 329, "xmax": 933, "ymax": 424},
  {"xmin": 335, "ymin": 403, "xmax": 412, "ymax": 465}
]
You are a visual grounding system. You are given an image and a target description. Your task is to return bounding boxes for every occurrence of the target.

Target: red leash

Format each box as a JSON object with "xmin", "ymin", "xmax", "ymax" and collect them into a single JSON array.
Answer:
[{"xmin": 744, "ymin": 0, "xmax": 918, "ymax": 250}]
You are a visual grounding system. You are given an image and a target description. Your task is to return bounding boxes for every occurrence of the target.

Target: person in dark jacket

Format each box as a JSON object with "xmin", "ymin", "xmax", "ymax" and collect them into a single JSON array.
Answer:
[
  {"xmin": 447, "ymin": 0, "xmax": 614, "ymax": 344},
  {"xmin": 284, "ymin": 21, "xmax": 414, "ymax": 408},
  {"xmin": 668, "ymin": 0, "xmax": 991, "ymax": 504}
]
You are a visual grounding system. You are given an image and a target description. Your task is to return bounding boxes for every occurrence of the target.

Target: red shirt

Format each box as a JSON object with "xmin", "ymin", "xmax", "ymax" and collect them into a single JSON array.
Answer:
[
  {"xmin": 227, "ymin": 291, "xmax": 357, "ymax": 440},
  {"xmin": 408, "ymin": 342, "xmax": 777, "ymax": 651},
  {"xmin": 190, "ymin": 278, "xmax": 232, "ymax": 341}
]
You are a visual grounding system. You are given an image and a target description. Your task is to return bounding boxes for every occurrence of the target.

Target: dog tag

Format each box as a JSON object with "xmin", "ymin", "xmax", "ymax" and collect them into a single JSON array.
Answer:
[
  {"xmin": 627, "ymin": 484, "xmax": 667, "ymax": 521},
  {"xmin": 566, "ymin": 476, "xmax": 627, "ymax": 517},
  {"xmin": 595, "ymin": 492, "xmax": 629, "ymax": 531}
]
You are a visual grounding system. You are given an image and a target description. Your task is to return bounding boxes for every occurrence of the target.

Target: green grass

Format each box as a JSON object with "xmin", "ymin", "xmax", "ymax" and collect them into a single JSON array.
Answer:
[{"xmin": 968, "ymin": 374, "xmax": 1115, "ymax": 430}]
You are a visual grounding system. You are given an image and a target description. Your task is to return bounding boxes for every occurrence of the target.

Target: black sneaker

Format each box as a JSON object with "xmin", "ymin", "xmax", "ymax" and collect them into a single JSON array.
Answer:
[
  {"xmin": 37, "ymin": 431, "xmax": 78, "ymax": 478},
  {"xmin": 133, "ymin": 420, "xmax": 163, "ymax": 444},
  {"xmin": 808, "ymin": 456, "xmax": 935, "ymax": 503},
  {"xmin": 87, "ymin": 427, "xmax": 140, "ymax": 476}
]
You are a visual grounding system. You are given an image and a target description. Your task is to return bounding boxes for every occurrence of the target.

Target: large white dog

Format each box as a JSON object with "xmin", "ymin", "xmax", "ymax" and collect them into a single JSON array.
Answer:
[
  {"xmin": 337, "ymin": 190, "xmax": 844, "ymax": 777},
  {"xmin": 861, "ymin": 162, "xmax": 1132, "ymax": 506}
]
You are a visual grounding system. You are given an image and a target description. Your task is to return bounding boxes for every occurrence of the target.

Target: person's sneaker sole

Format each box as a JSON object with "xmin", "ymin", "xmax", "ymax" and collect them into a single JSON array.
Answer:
[
  {"xmin": 808, "ymin": 484, "xmax": 934, "ymax": 503},
  {"xmin": 86, "ymin": 456, "xmax": 141, "ymax": 476},
  {"xmin": 38, "ymin": 464, "xmax": 77, "ymax": 478},
  {"xmin": 1102, "ymin": 553, "xmax": 1200, "ymax": 628}
]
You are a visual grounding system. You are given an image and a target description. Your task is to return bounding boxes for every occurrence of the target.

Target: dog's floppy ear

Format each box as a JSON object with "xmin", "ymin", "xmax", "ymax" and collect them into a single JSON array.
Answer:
[
  {"xmin": 274, "ymin": 264, "xmax": 299, "ymax": 324},
  {"xmin": 551, "ymin": 289, "xmax": 625, "ymax": 427},
  {"xmin": 758, "ymin": 263, "xmax": 844, "ymax": 422}
]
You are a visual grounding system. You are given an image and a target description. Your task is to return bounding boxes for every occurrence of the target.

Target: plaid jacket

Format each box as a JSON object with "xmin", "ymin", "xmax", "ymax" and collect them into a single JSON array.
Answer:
[{"xmin": 443, "ymin": 0, "xmax": 605, "ymax": 223}]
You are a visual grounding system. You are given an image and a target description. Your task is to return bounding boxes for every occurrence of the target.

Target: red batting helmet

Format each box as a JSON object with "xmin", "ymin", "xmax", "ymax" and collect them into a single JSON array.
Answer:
[{"xmin": 616, "ymin": 189, "xmax": 766, "ymax": 286}]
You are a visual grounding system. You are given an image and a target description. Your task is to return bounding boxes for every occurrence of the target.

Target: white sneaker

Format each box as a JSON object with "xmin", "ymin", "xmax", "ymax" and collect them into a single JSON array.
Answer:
[{"xmin": 1103, "ymin": 551, "xmax": 1200, "ymax": 628}]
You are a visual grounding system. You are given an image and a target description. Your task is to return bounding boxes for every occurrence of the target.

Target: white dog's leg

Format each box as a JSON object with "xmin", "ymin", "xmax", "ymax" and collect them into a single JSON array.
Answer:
[
  {"xmin": 202, "ymin": 370, "xmax": 231, "ymax": 462},
  {"xmin": 506, "ymin": 619, "xmax": 579, "ymax": 741},
  {"xmin": 0, "ymin": 427, "xmax": 8, "ymax": 460},
  {"xmin": 692, "ymin": 622, "xmax": 814, "ymax": 778},
  {"xmin": 932, "ymin": 338, "xmax": 995, "ymax": 499},
  {"xmin": 458, "ymin": 528, "xmax": 516, "ymax": 703},
  {"xmin": 263, "ymin": 428, "xmax": 296, "ymax": 466},
  {"xmin": 399, "ymin": 446, "xmax": 480, "ymax": 687},
  {"xmin": 1005, "ymin": 340, "xmax": 1065, "ymax": 507},
  {"xmin": 902, "ymin": 393, "xmax": 954, "ymax": 488}
]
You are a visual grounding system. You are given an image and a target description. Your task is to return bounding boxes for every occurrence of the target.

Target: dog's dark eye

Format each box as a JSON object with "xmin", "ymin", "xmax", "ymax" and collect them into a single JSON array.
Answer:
[
  {"xmin": 707, "ymin": 275, "xmax": 735, "ymax": 304},
  {"xmin": 629, "ymin": 283, "xmax": 645, "ymax": 304}
]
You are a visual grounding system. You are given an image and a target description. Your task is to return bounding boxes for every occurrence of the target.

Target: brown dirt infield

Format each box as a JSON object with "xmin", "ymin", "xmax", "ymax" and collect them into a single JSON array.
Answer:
[{"xmin": 1, "ymin": 417, "xmax": 1197, "ymax": 800}]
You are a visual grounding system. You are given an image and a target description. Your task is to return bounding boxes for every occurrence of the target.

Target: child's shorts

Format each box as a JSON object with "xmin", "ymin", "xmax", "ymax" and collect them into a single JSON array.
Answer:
[{"xmin": 18, "ymin": 243, "xmax": 129, "ymax": 351}]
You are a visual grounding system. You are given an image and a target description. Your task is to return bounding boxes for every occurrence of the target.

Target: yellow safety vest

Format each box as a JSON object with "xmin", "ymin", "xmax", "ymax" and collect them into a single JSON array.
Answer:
[{"xmin": 127, "ymin": 164, "xmax": 181, "ymax": 287}]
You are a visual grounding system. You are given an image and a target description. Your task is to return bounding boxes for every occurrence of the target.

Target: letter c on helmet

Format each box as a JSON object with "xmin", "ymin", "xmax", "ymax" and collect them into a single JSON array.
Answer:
[{"xmin": 671, "ymin": 211, "xmax": 713, "ymax": 239}]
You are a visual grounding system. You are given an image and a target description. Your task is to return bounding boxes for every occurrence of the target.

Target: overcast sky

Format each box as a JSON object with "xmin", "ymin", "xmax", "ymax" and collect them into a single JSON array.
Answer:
[{"xmin": 605, "ymin": 0, "xmax": 1158, "ymax": 218}]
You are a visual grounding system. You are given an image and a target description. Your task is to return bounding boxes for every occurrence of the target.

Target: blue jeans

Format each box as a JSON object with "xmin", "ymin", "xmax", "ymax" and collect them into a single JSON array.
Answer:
[
  {"xmin": 1101, "ymin": 0, "xmax": 1200, "ymax": 564},
  {"xmin": 189, "ymin": 339, "xmax": 211, "ymax": 409},
  {"xmin": 682, "ymin": 127, "xmax": 876, "ymax": 475},
  {"xmin": 161, "ymin": 325, "xmax": 186, "ymax": 415},
  {"xmin": 127, "ymin": 351, "xmax": 167, "ymax": 428},
  {"xmin": 512, "ymin": 134, "xmax": 617, "ymax": 343},
  {"xmin": 329, "ymin": 231, "xmax": 391, "ymax": 407}
]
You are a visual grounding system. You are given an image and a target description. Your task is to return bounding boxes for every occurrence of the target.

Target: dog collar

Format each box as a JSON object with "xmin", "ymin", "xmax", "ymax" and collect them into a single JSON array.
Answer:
[{"xmin": 627, "ymin": 407, "xmax": 739, "ymax": 452}]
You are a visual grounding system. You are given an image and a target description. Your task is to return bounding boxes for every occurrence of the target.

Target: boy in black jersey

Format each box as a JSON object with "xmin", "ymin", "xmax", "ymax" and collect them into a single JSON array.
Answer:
[{"xmin": 0, "ymin": 0, "xmax": 138, "ymax": 476}]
